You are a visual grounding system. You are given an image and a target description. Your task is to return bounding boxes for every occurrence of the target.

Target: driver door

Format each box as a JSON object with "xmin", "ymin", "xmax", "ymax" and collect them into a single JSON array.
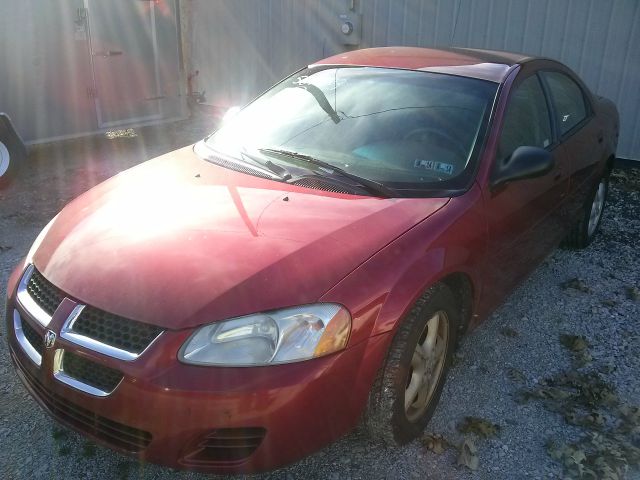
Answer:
[{"xmin": 481, "ymin": 72, "xmax": 569, "ymax": 308}]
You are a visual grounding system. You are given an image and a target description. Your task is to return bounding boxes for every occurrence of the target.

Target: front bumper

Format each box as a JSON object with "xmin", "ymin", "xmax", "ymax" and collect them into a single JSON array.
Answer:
[{"xmin": 5, "ymin": 268, "xmax": 390, "ymax": 473}]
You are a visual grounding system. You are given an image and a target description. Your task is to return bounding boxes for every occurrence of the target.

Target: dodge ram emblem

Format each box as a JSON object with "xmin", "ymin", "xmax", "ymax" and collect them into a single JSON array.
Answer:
[{"xmin": 44, "ymin": 330, "xmax": 56, "ymax": 349}]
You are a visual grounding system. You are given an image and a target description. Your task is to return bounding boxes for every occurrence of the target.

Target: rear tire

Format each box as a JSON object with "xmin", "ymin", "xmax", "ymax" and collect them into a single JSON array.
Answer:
[
  {"xmin": 563, "ymin": 173, "xmax": 609, "ymax": 249},
  {"xmin": 365, "ymin": 283, "xmax": 458, "ymax": 445}
]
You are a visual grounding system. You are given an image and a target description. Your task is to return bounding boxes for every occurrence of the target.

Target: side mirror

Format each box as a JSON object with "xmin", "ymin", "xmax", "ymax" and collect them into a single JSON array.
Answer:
[{"xmin": 490, "ymin": 146, "xmax": 554, "ymax": 189}]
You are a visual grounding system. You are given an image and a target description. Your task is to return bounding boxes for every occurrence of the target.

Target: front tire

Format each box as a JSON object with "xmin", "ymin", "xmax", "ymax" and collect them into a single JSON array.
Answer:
[
  {"xmin": 563, "ymin": 173, "xmax": 609, "ymax": 249},
  {"xmin": 365, "ymin": 283, "xmax": 458, "ymax": 445}
]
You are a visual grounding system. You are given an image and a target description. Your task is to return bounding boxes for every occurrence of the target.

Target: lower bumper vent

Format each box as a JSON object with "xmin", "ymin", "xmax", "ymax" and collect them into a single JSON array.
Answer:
[
  {"xmin": 61, "ymin": 351, "xmax": 123, "ymax": 393},
  {"xmin": 183, "ymin": 427, "xmax": 266, "ymax": 464},
  {"xmin": 21, "ymin": 319, "xmax": 44, "ymax": 357},
  {"xmin": 13, "ymin": 352, "xmax": 151, "ymax": 452}
]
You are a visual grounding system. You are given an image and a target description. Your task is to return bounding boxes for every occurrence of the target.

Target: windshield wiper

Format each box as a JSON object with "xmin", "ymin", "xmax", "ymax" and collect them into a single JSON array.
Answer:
[
  {"xmin": 259, "ymin": 148, "xmax": 396, "ymax": 198},
  {"xmin": 293, "ymin": 84, "xmax": 341, "ymax": 124},
  {"xmin": 240, "ymin": 151, "xmax": 292, "ymax": 180}
]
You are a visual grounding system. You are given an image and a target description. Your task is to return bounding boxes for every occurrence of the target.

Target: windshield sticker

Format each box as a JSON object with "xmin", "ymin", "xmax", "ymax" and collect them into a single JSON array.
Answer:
[{"xmin": 414, "ymin": 159, "xmax": 454, "ymax": 176}]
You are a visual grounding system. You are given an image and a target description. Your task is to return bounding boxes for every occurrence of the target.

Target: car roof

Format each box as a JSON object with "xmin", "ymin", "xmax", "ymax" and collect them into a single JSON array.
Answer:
[{"xmin": 311, "ymin": 47, "xmax": 538, "ymax": 83}]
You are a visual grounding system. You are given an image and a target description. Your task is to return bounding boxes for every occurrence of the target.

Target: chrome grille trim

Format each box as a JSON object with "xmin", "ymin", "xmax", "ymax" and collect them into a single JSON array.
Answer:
[
  {"xmin": 60, "ymin": 305, "xmax": 163, "ymax": 362},
  {"xmin": 17, "ymin": 264, "xmax": 163, "ymax": 362},
  {"xmin": 52, "ymin": 349, "xmax": 122, "ymax": 397},
  {"xmin": 16, "ymin": 264, "xmax": 54, "ymax": 327},
  {"xmin": 13, "ymin": 309, "xmax": 42, "ymax": 367}
]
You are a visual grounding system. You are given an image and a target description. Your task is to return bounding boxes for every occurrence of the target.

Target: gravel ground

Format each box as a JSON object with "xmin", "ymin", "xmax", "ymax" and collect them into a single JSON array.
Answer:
[{"xmin": 0, "ymin": 115, "xmax": 638, "ymax": 479}]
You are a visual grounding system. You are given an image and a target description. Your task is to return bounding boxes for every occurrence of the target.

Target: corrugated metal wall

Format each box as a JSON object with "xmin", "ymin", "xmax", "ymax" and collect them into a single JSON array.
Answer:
[
  {"xmin": 190, "ymin": 0, "xmax": 640, "ymax": 160},
  {"xmin": 190, "ymin": 0, "xmax": 349, "ymax": 107}
]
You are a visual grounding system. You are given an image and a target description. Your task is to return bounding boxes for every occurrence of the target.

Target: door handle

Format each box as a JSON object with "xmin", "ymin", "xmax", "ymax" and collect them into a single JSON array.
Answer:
[
  {"xmin": 92, "ymin": 50, "xmax": 123, "ymax": 58},
  {"xmin": 597, "ymin": 130, "xmax": 604, "ymax": 144}
]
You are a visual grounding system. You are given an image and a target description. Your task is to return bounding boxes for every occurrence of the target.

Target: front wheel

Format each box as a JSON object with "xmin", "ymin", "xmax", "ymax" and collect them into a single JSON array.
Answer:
[
  {"xmin": 365, "ymin": 283, "xmax": 458, "ymax": 445},
  {"xmin": 563, "ymin": 174, "xmax": 609, "ymax": 249}
]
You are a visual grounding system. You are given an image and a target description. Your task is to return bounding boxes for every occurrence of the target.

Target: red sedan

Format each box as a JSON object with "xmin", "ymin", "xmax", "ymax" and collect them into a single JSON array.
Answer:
[{"xmin": 5, "ymin": 47, "xmax": 618, "ymax": 473}]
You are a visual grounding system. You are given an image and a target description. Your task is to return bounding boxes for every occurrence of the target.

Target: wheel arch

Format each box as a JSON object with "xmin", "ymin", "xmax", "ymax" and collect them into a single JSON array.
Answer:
[
  {"xmin": 368, "ymin": 255, "xmax": 480, "ymax": 342},
  {"xmin": 438, "ymin": 271, "xmax": 474, "ymax": 339},
  {"xmin": 606, "ymin": 154, "xmax": 615, "ymax": 174}
]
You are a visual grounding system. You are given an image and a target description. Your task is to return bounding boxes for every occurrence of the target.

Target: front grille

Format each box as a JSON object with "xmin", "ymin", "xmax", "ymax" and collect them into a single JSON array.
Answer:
[
  {"xmin": 27, "ymin": 269, "xmax": 66, "ymax": 316},
  {"xmin": 25, "ymin": 268, "xmax": 163, "ymax": 357},
  {"xmin": 293, "ymin": 177, "xmax": 353, "ymax": 194},
  {"xmin": 62, "ymin": 351, "xmax": 123, "ymax": 393},
  {"xmin": 14, "ymin": 352, "xmax": 152, "ymax": 452},
  {"xmin": 184, "ymin": 428, "xmax": 266, "ymax": 464},
  {"xmin": 72, "ymin": 307, "xmax": 163, "ymax": 354},
  {"xmin": 21, "ymin": 319, "xmax": 44, "ymax": 357}
]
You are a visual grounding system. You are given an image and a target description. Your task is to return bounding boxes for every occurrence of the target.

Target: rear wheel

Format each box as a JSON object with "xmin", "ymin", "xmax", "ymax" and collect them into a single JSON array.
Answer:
[
  {"xmin": 563, "ymin": 174, "xmax": 609, "ymax": 249},
  {"xmin": 365, "ymin": 283, "xmax": 458, "ymax": 445}
]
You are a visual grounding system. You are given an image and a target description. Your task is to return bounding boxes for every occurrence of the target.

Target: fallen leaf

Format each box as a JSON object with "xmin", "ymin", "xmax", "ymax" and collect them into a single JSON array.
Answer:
[
  {"xmin": 576, "ymin": 350, "xmax": 594, "ymax": 367},
  {"xmin": 457, "ymin": 438, "xmax": 479, "ymax": 471},
  {"xmin": 529, "ymin": 386, "xmax": 574, "ymax": 402},
  {"xmin": 537, "ymin": 334, "xmax": 640, "ymax": 478},
  {"xmin": 560, "ymin": 334, "xmax": 589, "ymax": 352},
  {"xmin": 626, "ymin": 286, "xmax": 640, "ymax": 301},
  {"xmin": 499, "ymin": 326, "xmax": 519, "ymax": 337},
  {"xmin": 598, "ymin": 363, "xmax": 616, "ymax": 374},
  {"xmin": 457, "ymin": 417, "xmax": 500, "ymax": 438},
  {"xmin": 610, "ymin": 170, "xmax": 628, "ymax": 182},
  {"xmin": 546, "ymin": 439, "xmax": 568, "ymax": 461},
  {"xmin": 561, "ymin": 277, "xmax": 591, "ymax": 293},
  {"xmin": 421, "ymin": 434, "xmax": 452, "ymax": 454},
  {"xmin": 506, "ymin": 367, "xmax": 527, "ymax": 383},
  {"xmin": 512, "ymin": 389, "xmax": 531, "ymax": 404},
  {"xmin": 451, "ymin": 352, "xmax": 464, "ymax": 367}
]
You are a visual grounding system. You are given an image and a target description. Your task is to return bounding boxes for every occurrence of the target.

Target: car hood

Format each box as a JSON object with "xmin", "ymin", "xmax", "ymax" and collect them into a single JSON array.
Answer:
[{"xmin": 32, "ymin": 145, "xmax": 448, "ymax": 329}]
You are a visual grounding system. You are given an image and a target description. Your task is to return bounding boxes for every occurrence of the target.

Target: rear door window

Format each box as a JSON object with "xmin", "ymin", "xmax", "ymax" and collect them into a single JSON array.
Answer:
[{"xmin": 542, "ymin": 71, "xmax": 588, "ymax": 136}]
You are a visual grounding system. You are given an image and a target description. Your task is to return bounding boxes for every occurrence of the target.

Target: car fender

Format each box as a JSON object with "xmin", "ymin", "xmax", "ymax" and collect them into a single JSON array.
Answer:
[
  {"xmin": 321, "ymin": 183, "xmax": 485, "ymax": 346},
  {"xmin": 319, "ymin": 184, "xmax": 486, "ymax": 419}
]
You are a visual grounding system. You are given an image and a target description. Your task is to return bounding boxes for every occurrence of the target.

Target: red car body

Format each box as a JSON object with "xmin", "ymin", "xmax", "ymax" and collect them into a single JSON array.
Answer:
[{"xmin": 5, "ymin": 47, "xmax": 618, "ymax": 473}]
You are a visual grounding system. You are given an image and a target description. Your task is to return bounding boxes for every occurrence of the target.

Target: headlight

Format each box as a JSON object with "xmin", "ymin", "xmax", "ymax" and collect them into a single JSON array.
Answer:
[{"xmin": 178, "ymin": 304, "xmax": 351, "ymax": 366}]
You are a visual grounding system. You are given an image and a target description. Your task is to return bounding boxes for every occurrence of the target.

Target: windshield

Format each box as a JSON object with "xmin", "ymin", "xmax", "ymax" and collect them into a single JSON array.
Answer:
[{"xmin": 205, "ymin": 66, "xmax": 498, "ymax": 194}]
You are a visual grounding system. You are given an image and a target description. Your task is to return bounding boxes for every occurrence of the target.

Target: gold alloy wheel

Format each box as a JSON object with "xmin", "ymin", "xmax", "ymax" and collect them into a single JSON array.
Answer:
[{"xmin": 404, "ymin": 310, "xmax": 449, "ymax": 422}]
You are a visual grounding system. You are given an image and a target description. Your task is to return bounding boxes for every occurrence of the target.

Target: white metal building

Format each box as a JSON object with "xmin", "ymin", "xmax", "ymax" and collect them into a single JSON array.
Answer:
[
  {"xmin": 1, "ymin": 0, "xmax": 639, "ymax": 161},
  {"xmin": 0, "ymin": 0, "xmax": 186, "ymax": 144},
  {"xmin": 189, "ymin": 0, "xmax": 640, "ymax": 161}
]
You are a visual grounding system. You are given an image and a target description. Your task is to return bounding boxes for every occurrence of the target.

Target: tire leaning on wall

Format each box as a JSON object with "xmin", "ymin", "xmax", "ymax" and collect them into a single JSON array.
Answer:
[{"xmin": 0, "ymin": 113, "xmax": 28, "ymax": 188}]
